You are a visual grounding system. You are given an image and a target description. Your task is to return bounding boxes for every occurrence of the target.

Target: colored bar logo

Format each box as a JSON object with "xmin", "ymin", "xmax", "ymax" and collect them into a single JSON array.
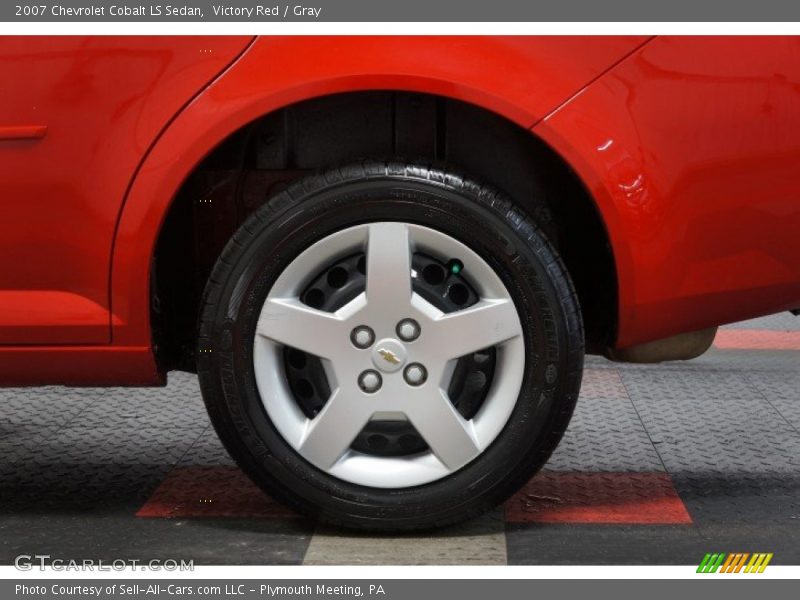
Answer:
[{"xmin": 697, "ymin": 553, "xmax": 773, "ymax": 573}]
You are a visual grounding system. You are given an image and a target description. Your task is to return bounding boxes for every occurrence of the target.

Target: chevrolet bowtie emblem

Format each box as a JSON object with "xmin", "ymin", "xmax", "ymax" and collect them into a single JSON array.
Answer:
[{"xmin": 377, "ymin": 348, "xmax": 401, "ymax": 365}]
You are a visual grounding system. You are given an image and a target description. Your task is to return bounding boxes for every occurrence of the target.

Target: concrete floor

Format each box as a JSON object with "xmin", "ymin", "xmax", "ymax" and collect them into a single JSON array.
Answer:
[{"xmin": 0, "ymin": 314, "xmax": 798, "ymax": 565}]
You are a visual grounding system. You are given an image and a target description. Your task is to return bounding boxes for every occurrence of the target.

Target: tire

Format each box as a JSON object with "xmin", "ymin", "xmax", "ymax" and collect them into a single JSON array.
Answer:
[{"xmin": 197, "ymin": 160, "xmax": 584, "ymax": 531}]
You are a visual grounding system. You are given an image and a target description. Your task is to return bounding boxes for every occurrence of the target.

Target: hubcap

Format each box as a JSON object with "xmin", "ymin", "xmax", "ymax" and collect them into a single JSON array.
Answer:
[{"xmin": 253, "ymin": 222, "xmax": 525, "ymax": 488}]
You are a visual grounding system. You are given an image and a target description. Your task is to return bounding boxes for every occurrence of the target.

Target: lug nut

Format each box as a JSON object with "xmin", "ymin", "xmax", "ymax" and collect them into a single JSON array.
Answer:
[
  {"xmin": 358, "ymin": 370, "xmax": 382, "ymax": 393},
  {"xmin": 403, "ymin": 363, "xmax": 427, "ymax": 386},
  {"xmin": 351, "ymin": 325, "xmax": 375, "ymax": 349},
  {"xmin": 396, "ymin": 318, "xmax": 421, "ymax": 342}
]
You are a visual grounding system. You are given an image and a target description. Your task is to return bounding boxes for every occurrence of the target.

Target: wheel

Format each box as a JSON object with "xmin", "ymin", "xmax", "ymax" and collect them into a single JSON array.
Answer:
[{"xmin": 197, "ymin": 161, "xmax": 583, "ymax": 531}]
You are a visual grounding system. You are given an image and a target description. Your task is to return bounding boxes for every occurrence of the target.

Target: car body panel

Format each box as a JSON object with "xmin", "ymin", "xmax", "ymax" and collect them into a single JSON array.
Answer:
[
  {"xmin": 111, "ymin": 35, "xmax": 649, "ymax": 352},
  {"xmin": 1, "ymin": 35, "xmax": 799, "ymax": 385},
  {"xmin": 535, "ymin": 36, "xmax": 800, "ymax": 347},
  {"xmin": 0, "ymin": 35, "xmax": 253, "ymax": 344}
]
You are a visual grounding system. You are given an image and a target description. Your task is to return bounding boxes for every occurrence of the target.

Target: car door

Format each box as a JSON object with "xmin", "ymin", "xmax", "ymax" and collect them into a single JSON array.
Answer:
[{"xmin": 0, "ymin": 36, "xmax": 252, "ymax": 344}]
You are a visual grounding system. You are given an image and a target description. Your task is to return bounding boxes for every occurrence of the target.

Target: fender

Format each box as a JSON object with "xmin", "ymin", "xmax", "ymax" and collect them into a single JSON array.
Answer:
[
  {"xmin": 535, "ymin": 36, "xmax": 800, "ymax": 348},
  {"xmin": 110, "ymin": 36, "xmax": 650, "ymax": 377}
]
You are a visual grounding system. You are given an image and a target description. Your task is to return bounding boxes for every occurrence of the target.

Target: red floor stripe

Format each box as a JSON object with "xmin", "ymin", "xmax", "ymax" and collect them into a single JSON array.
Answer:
[
  {"xmin": 505, "ymin": 472, "xmax": 693, "ymax": 524},
  {"xmin": 714, "ymin": 329, "xmax": 800, "ymax": 351},
  {"xmin": 139, "ymin": 467, "xmax": 692, "ymax": 525},
  {"xmin": 136, "ymin": 466, "xmax": 298, "ymax": 519}
]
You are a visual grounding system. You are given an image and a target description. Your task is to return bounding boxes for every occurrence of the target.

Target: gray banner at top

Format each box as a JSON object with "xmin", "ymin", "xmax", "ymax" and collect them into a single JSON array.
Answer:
[{"xmin": 3, "ymin": 0, "xmax": 800, "ymax": 22}]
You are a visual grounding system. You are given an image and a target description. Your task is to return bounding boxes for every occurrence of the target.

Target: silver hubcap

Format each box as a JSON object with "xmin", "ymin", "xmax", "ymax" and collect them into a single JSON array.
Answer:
[{"xmin": 253, "ymin": 222, "xmax": 525, "ymax": 488}]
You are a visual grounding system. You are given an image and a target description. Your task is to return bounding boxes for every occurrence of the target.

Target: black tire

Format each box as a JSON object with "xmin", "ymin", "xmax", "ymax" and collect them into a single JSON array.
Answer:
[{"xmin": 197, "ymin": 160, "xmax": 584, "ymax": 531}]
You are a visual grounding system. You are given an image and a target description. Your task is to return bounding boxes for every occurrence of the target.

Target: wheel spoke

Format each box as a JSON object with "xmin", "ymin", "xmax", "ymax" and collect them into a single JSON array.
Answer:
[
  {"xmin": 428, "ymin": 298, "xmax": 522, "ymax": 360},
  {"xmin": 365, "ymin": 222, "xmax": 413, "ymax": 313},
  {"xmin": 407, "ymin": 389, "xmax": 481, "ymax": 471},
  {"xmin": 256, "ymin": 298, "xmax": 346, "ymax": 359},
  {"xmin": 298, "ymin": 390, "xmax": 371, "ymax": 470}
]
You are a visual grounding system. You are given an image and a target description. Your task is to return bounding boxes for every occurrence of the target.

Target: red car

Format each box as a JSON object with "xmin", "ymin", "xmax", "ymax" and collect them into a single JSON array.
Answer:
[{"xmin": 1, "ymin": 36, "xmax": 798, "ymax": 530}]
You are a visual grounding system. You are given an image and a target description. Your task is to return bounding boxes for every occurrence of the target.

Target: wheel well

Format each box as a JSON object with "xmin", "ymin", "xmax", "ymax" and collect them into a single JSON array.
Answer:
[{"xmin": 152, "ymin": 91, "xmax": 617, "ymax": 371}]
